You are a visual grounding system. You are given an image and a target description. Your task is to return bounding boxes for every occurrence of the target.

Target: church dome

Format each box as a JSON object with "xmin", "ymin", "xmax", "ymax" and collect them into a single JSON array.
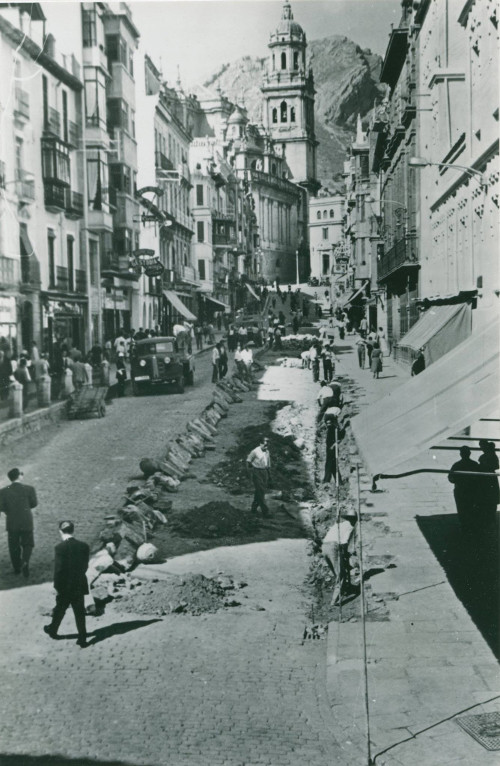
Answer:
[
  {"xmin": 275, "ymin": 3, "xmax": 304, "ymax": 39},
  {"xmin": 228, "ymin": 106, "xmax": 247, "ymax": 125}
]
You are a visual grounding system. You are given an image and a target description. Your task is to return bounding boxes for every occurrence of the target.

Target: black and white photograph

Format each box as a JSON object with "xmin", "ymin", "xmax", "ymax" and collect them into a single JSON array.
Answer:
[{"xmin": 0, "ymin": 0, "xmax": 498, "ymax": 764}]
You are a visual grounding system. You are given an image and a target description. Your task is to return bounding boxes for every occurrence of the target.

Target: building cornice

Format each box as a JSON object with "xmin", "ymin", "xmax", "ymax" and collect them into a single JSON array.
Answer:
[{"xmin": 0, "ymin": 14, "xmax": 82, "ymax": 90}]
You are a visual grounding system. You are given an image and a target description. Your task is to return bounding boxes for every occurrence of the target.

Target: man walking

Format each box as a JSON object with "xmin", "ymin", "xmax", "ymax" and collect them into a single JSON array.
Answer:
[
  {"xmin": 44, "ymin": 520, "xmax": 90, "ymax": 648},
  {"xmin": 212, "ymin": 343, "xmax": 220, "ymax": 383},
  {"xmin": 448, "ymin": 446, "xmax": 480, "ymax": 534},
  {"xmin": 247, "ymin": 438, "xmax": 271, "ymax": 517},
  {"xmin": 0, "ymin": 468, "xmax": 37, "ymax": 577}
]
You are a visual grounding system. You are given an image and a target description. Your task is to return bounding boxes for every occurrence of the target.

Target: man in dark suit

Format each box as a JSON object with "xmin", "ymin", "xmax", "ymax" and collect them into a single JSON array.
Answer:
[
  {"xmin": 44, "ymin": 521, "xmax": 90, "ymax": 648},
  {"xmin": 0, "ymin": 467, "xmax": 37, "ymax": 577}
]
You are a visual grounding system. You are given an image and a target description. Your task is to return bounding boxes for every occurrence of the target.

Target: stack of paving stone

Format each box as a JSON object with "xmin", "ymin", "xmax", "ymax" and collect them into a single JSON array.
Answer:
[{"xmin": 89, "ymin": 373, "xmax": 254, "ymax": 586}]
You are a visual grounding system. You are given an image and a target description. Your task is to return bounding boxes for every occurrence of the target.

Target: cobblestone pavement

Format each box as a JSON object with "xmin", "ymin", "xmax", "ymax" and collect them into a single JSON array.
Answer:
[
  {"xmin": 0, "ymin": 358, "xmax": 348, "ymax": 766},
  {"xmin": 0, "ymin": 348, "xmax": 217, "ymax": 589}
]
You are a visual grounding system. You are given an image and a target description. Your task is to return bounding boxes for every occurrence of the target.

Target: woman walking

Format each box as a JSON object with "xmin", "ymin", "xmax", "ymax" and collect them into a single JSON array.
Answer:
[{"xmin": 371, "ymin": 343, "xmax": 383, "ymax": 379}]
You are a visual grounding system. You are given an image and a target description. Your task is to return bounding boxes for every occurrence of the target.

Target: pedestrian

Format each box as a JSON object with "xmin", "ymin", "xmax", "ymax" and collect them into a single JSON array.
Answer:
[
  {"xmin": 359, "ymin": 316, "xmax": 368, "ymax": 338},
  {"xmin": 72, "ymin": 352, "xmax": 88, "ymax": 390},
  {"xmin": 448, "ymin": 446, "xmax": 480, "ymax": 534},
  {"xmin": 477, "ymin": 440, "xmax": 499, "ymax": 529},
  {"xmin": 247, "ymin": 437, "xmax": 271, "ymax": 517},
  {"xmin": 195, "ymin": 324, "xmax": 203, "ymax": 350},
  {"xmin": 411, "ymin": 347, "xmax": 426, "ymax": 376},
  {"xmin": 116, "ymin": 353, "xmax": 127, "ymax": 396},
  {"xmin": 0, "ymin": 467, "xmax": 38, "ymax": 577},
  {"xmin": 356, "ymin": 338, "xmax": 366, "ymax": 368},
  {"xmin": 207, "ymin": 323, "xmax": 216, "ymax": 344},
  {"xmin": 43, "ymin": 520, "xmax": 90, "ymax": 648},
  {"xmin": 378, "ymin": 326, "xmax": 389, "ymax": 356},
  {"xmin": 218, "ymin": 342, "xmax": 228, "ymax": 379},
  {"xmin": 241, "ymin": 344, "xmax": 254, "ymax": 383},
  {"xmin": 371, "ymin": 343, "xmax": 383, "ymax": 379},
  {"xmin": 227, "ymin": 325, "xmax": 236, "ymax": 352},
  {"xmin": 212, "ymin": 343, "xmax": 220, "ymax": 383},
  {"xmin": 0, "ymin": 349, "xmax": 13, "ymax": 400},
  {"xmin": 14, "ymin": 356, "xmax": 31, "ymax": 411},
  {"xmin": 113, "ymin": 330, "xmax": 126, "ymax": 360},
  {"xmin": 274, "ymin": 326, "xmax": 282, "ymax": 350},
  {"xmin": 216, "ymin": 311, "xmax": 222, "ymax": 331},
  {"xmin": 365, "ymin": 334, "xmax": 375, "ymax": 368},
  {"xmin": 234, "ymin": 343, "xmax": 247, "ymax": 379}
]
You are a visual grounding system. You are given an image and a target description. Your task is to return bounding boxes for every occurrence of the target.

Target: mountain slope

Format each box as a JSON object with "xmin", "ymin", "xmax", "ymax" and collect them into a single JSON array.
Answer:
[{"xmin": 203, "ymin": 35, "xmax": 386, "ymax": 190}]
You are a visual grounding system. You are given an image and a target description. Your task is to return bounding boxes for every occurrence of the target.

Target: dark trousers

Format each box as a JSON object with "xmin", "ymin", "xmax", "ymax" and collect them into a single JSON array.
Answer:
[
  {"xmin": 8, "ymin": 529, "xmax": 34, "ymax": 572},
  {"xmin": 212, "ymin": 363, "xmax": 219, "ymax": 383},
  {"xmin": 49, "ymin": 592, "xmax": 87, "ymax": 640},
  {"xmin": 357, "ymin": 345, "xmax": 366, "ymax": 368},
  {"xmin": 323, "ymin": 359, "xmax": 333, "ymax": 381},
  {"xmin": 251, "ymin": 468, "xmax": 269, "ymax": 514}
]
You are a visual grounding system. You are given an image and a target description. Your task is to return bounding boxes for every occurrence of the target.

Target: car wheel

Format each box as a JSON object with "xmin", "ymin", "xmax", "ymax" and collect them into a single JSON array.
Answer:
[{"xmin": 176, "ymin": 375, "xmax": 185, "ymax": 393}]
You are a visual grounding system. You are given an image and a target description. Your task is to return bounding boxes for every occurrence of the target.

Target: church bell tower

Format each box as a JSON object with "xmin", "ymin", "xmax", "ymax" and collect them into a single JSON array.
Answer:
[{"xmin": 261, "ymin": 1, "xmax": 319, "ymax": 193}]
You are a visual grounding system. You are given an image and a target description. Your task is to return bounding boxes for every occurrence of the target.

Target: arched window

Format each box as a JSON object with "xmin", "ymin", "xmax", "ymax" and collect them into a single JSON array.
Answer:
[
  {"xmin": 330, "ymin": 209, "xmax": 334, "ymax": 218},
  {"xmin": 251, "ymin": 160, "xmax": 257, "ymax": 170},
  {"xmin": 290, "ymin": 107, "xmax": 296, "ymax": 123},
  {"xmin": 272, "ymin": 53, "xmax": 275, "ymax": 70},
  {"xmin": 281, "ymin": 52, "xmax": 286, "ymax": 70},
  {"xmin": 272, "ymin": 108, "xmax": 278, "ymax": 124},
  {"xmin": 293, "ymin": 51, "xmax": 299, "ymax": 69},
  {"xmin": 280, "ymin": 100, "xmax": 287, "ymax": 122},
  {"xmin": 316, "ymin": 211, "xmax": 321, "ymax": 220},
  {"xmin": 323, "ymin": 210, "xmax": 327, "ymax": 219}
]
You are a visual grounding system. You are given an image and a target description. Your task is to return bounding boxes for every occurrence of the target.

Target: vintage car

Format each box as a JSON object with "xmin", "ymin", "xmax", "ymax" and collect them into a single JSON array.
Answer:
[{"xmin": 130, "ymin": 333, "xmax": 195, "ymax": 394}]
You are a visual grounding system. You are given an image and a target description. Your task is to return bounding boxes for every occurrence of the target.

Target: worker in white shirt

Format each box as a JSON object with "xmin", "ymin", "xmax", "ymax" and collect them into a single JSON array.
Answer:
[
  {"xmin": 240, "ymin": 345, "xmax": 254, "ymax": 383},
  {"xmin": 246, "ymin": 437, "xmax": 271, "ymax": 517},
  {"xmin": 211, "ymin": 343, "xmax": 220, "ymax": 383},
  {"xmin": 234, "ymin": 343, "xmax": 247, "ymax": 379}
]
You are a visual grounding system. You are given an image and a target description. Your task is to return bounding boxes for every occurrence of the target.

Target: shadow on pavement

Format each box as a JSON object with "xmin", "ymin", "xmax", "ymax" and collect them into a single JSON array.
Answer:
[
  {"xmin": 417, "ymin": 513, "xmax": 499, "ymax": 658},
  {"xmin": 56, "ymin": 618, "xmax": 161, "ymax": 646},
  {"xmin": 0, "ymin": 756, "xmax": 140, "ymax": 765}
]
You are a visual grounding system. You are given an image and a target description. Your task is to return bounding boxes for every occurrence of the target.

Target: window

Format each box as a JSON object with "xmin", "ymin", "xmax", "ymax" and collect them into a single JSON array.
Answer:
[
  {"xmin": 281, "ymin": 52, "xmax": 286, "ymax": 69},
  {"xmin": 89, "ymin": 239, "xmax": 99, "ymax": 286},
  {"xmin": 106, "ymin": 35, "xmax": 129, "ymax": 72},
  {"xmin": 272, "ymin": 108, "xmax": 278, "ymax": 124},
  {"xmin": 330, "ymin": 209, "xmax": 334, "ymax": 218},
  {"xmin": 271, "ymin": 163, "xmax": 277, "ymax": 176},
  {"xmin": 42, "ymin": 143, "xmax": 70, "ymax": 184},
  {"xmin": 280, "ymin": 101, "xmax": 287, "ymax": 123},
  {"xmin": 197, "ymin": 221, "xmax": 204, "ymax": 242},
  {"xmin": 196, "ymin": 184, "xmax": 204, "ymax": 206},
  {"xmin": 47, "ymin": 231, "xmax": 56, "ymax": 287},
  {"xmin": 322, "ymin": 227, "xmax": 328, "ymax": 240},
  {"xmin": 322, "ymin": 253, "xmax": 330, "ymax": 275},
  {"xmin": 359, "ymin": 154, "xmax": 369, "ymax": 180},
  {"xmin": 82, "ymin": 7, "xmax": 97, "ymax": 47},
  {"xmin": 62, "ymin": 91, "xmax": 68, "ymax": 143},
  {"xmin": 272, "ymin": 53, "xmax": 275, "ymax": 70},
  {"xmin": 84, "ymin": 67, "xmax": 107, "ymax": 127},
  {"xmin": 130, "ymin": 110, "xmax": 135, "ymax": 138},
  {"xmin": 107, "ymin": 98, "xmax": 129, "ymax": 133},
  {"xmin": 87, "ymin": 150, "xmax": 108, "ymax": 210},
  {"xmin": 15, "ymin": 137, "xmax": 23, "ymax": 177},
  {"xmin": 316, "ymin": 211, "xmax": 321, "ymax": 220},
  {"xmin": 290, "ymin": 107, "xmax": 295, "ymax": 122},
  {"xmin": 67, "ymin": 236, "xmax": 74, "ymax": 291},
  {"xmin": 293, "ymin": 51, "xmax": 299, "ymax": 70},
  {"xmin": 323, "ymin": 210, "xmax": 327, "ymax": 219}
]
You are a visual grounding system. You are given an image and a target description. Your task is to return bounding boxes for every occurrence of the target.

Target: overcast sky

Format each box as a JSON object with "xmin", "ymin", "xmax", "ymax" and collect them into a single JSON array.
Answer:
[{"xmin": 42, "ymin": 0, "xmax": 401, "ymax": 88}]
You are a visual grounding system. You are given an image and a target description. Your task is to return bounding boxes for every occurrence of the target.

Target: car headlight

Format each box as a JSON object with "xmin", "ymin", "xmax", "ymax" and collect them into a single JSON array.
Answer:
[
  {"xmin": 164, "ymin": 356, "xmax": 171, "ymax": 364},
  {"xmin": 139, "ymin": 359, "xmax": 146, "ymax": 367}
]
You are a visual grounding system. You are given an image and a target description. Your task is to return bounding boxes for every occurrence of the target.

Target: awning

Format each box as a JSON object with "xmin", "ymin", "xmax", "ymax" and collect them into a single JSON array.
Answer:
[
  {"xmin": 246, "ymin": 283, "xmax": 260, "ymax": 301},
  {"xmin": 205, "ymin": 295, "xmax": 229, "ymax": 311},
  {"xmin": 342, "ymin": 280, "xmax": 369, "ymax": 307},
  {"xmin": 163, "ymin": 290, "xmax": 197, "ymax": 322},
  {"xmin": 397, "ymin": 303, "xmax": 471, "ymax": 365},
  {"xmin": 351, "ymin": 318, "xmax": 500, "ymax": 476}
]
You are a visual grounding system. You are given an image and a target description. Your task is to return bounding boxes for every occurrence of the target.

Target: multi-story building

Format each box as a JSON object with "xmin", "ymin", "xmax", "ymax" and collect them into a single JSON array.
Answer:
[
  {"xmin": 370, "ymin": 0, "xmax": 420, "ymax": 350},
  {"xmin": 136, "ymin": 55, "xmax": 196, "ymax": 332},
  {"xmin": 308, "ymin": 192, "xmax": 345, "ymax": 281},
  {"xmin": 0, "ymin": 3, "xmax": 87, "ymax": 361},
  {"xmin": 416, "ymin": 0, "xmax": 499, "ymax": 330},
  {"xmin": 260, "ymin": 0, "xmax": 319, "ymax": 280}
]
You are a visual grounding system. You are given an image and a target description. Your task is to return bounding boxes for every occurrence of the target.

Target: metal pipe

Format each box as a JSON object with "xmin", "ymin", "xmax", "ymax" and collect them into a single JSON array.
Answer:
[
  {"xmin": 356, "ymin": 463, "xmax": 372, "ymax": 765},
  {"xmin": 371, "ymin": 468, "xmax": 500, "ymax": 492}
]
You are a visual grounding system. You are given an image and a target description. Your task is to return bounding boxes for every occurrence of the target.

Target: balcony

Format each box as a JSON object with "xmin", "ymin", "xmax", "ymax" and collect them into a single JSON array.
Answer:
[
  {"xmin": 75, "ymin": 269, "xmax": 87, "ymax": 294},
  {"xmin": 56, "ymin": 265, "xmax": 69, "ymax": 292},
  {"xmin": 155, "ymin": 152, "xmax": 174, "ymax": 171},
  {"xmin": 44, "ymin": 181, "xmax": 66, "ymax": 212},
  {"xmin": 377, "ymin": 237, "xmax": 419, "ymax": 283},
  {"xmin": 44, "ymin": 108, "xmax": 61, "ymax": 138},
  {"xmin": 113, "ymin": 192, "xmax": 139, "ymax": 225},
  {"xmin": 14, "ymin": 88, "xmax": 30, "ymax": 120},
  {"xmin": 65, "ymin": 189, "xmax": 84, "ymax": 219},
  {"xmin": 213, "ymin": 233, "xmax": 238, "ymax": 247},
  {"xmin": 16, "ymin": 171, "xmax": 36, "ymax": 202},
  {"xmin": 0, "ymin": 255, "xmax": 19, "ymax": 288}
]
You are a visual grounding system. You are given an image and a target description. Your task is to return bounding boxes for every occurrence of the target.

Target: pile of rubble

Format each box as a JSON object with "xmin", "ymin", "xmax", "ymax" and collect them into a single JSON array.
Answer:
[
  {"xmin": 168, "ymin": 501, "xmax": 260, "ymax": 539},
  {"xmin": 114, "ymin": 572, "xmax": 248, "ymax": 617},
  {"xmin": 86, "ymin": 373, "xmax": 255, "ymax": 607}
]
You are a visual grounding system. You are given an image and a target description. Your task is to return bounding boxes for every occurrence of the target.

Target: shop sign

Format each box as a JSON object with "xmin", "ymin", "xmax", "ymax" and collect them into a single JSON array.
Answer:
[
  {"xmin": 144, "ymin": 261, "xmax": 165, "ymax": 277},
  {"xmin": 0, "ymin": 296, "xmax": 16, "ymax": 324}
]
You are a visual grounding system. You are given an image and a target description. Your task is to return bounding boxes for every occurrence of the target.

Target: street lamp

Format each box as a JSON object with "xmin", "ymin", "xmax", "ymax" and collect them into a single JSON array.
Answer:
[{"xmin": 409, "ymin": 156, "xmax": 487, "ymax": 189}]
